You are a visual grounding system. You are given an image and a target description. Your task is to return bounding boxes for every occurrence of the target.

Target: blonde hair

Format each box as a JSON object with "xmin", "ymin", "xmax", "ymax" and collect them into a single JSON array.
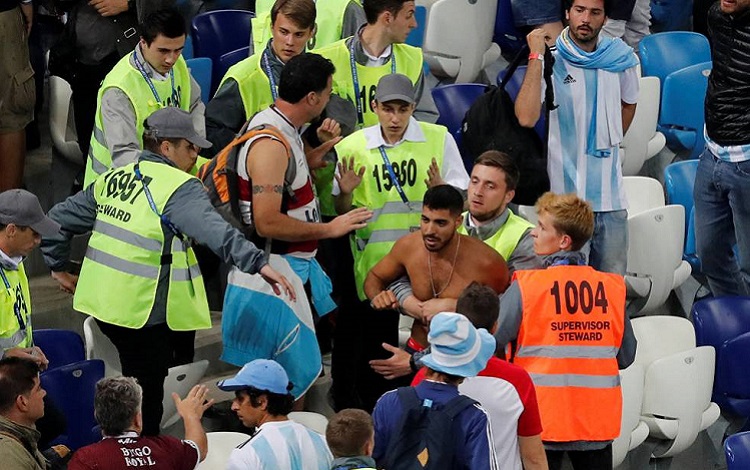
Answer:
[{"xmin": 535, "ymin": 192, "xmax": 594, "ymax": 250}]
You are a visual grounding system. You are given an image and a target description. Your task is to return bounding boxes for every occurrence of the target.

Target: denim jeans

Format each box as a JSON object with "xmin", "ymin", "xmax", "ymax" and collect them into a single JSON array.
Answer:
[
  {"xmin": 510, "ymin": 0, "xmax": 561, "ymax": 26},
  {"xmin": 586, "ymin": 210, "xmax": 629, "ymax": 276},
  {"xmin": 694, "ymin": 148, "xmax": 750, "ymax": 297}
]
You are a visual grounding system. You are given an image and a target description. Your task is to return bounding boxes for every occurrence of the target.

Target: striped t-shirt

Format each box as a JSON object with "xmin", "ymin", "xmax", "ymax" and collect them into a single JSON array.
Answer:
[
  {"xmin": 226, "ymin": 420, "xmax": 333, "ymax": 470},
  {"xmin": 546, "ymin": 53, "xmax": 640, "ymax": 212},
  {"xmin": 704, "ymin": 128, "xmax": 750, "ymax": 162}
]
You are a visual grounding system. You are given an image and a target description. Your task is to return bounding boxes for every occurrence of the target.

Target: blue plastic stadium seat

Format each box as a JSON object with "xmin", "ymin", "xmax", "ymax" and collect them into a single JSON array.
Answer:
[
  {"xmin": 639, "ymin": 32, "xmax": 711, "ymax": 96},
  {"xmin": 496, "ymin": 65, "xmax": 545, "ymax": 141},
  {"xmin": 692, "ymin": 297, "xmax": 750, "ymax": 419},
  {"xmin": 182, "ymin": 34, "xmax": 194, "ymax": 60},
  {"xmin": 186, "ymin": 57, "xmax": 212, "ymax": 103},
  {"xmin": 217, "ymin": 46, "xmax": 251, "ymax": 88},
  {"xmin": 659, "ymin": 61, "xmax": 712, "ymax": 159},
  {"xmin": 431, "ymin": 83, "xmax": 488, "ymax": 170},
  {"xmin": 664, "ymin": 159, "xmax": 700, "ymax": 271},
  {"xmin": 726, "ymin": 431, "xmax": 750, "ymax": 470},
  {"xmin": 191, "ymin": 9, "xmax": 254, "ymax": 94},
  {"xmin": 406, "ymin": 5, "xmax": 427, "ymax": 47},
  {"xmin": 32, "ymin": 329, "xmax": 85, "ymax": 372},
  {"xmin": 493, "ymin": 0, "xmax": 525, "ymax": 58},
  {"xmin": 41, "ymin": 359, "xmax": 105, "ymax": 450}
]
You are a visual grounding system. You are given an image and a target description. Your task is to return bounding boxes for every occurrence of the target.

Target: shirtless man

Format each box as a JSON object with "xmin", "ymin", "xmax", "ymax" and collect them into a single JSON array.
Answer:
[{"xmin": 365, "ymin": 185, "xmax": 510, "ymax": 348}]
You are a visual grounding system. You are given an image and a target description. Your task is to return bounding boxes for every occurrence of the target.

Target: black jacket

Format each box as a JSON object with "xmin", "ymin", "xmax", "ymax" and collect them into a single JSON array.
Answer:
[{"xmin": 705, "ymin": 3, "xmax": 750, "ymax": 146}]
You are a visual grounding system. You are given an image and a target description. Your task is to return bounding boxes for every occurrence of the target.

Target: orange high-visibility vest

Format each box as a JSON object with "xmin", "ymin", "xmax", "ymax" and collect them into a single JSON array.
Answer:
[{"xmin": 513, "ymin": 265, "xmax": 626, "ymax": 442}]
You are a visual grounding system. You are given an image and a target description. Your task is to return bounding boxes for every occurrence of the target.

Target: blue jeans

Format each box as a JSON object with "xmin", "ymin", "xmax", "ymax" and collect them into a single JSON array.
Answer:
[
  {"xmin": 510, "ymin": 0, "xmax": 561, "ymax": 27},
  {"xmin": 694, "ymin": 149, "xmax": 750, "ymax": 297},
  {"xmin": 586, "ymin": 210, "xmax": 628, "ymax": 276}
]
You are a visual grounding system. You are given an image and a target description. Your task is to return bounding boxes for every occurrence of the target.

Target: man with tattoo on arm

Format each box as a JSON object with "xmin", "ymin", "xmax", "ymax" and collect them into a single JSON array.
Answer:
[{"xmin": 220, "ymin": 53, "xmax": 373, "ymax": 403}]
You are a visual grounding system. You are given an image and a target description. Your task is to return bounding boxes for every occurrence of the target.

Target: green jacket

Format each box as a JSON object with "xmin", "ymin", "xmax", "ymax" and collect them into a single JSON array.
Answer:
[{"xmin": 0, "ymin": 415, "xmax": 46, "ymax": 470}]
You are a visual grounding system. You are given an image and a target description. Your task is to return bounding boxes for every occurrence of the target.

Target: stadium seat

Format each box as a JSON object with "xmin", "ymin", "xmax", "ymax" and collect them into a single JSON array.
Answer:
[
  {"xmin": 431, "ymin": 83, "xmax": 488, "ymax": 168},
  {"xmin": 83, "ymin": 316, "xmax": 122, "ymax": 377},
  {"xmin": 612, "ymin": 363, "xmax": 649, "ymax": 468},
  {"xmin": 659, "ymin": 61, "xmax": 712, "ymax": 159},
  {"xmin": 639, "ymin": 32, "xmax": 711, "ymax": 97},
  {"xmin": 493, "ymin": 0, "xmax": 525, "ymax": 58},
  {"xmin": 41, "ymin": 359, "xmax": 105, "ymax": 450},
  {"xmin": 197, "ymin": 431, "xmax": 250, "ymax": 470},
  {"xmin": 33, "ymin": 329, "xmax": 85, "ymax": 372},
  {"xmin": 161, "ymin": 359, "xmax": 210, "ymax": 429},
  {"xmin": 621, "ymin": 77, "xmax": 666, "ymax": 176},
  {"xmin": 186, "ymin": 57, "xmax": 213, "ymax": 103},
  {"xmin": 631, "ymin": 316, "xmax": 720, "ymax": 458},
  {"xmin": 217, "ymin": 46, "xmax": 251, "ymax": 87},
  {"xmin": 288, "ymin": 411, "xmax": 329, "ymax": 434},
  {"xmin": 664, "ymin": 159, "xmax": 701, "ymax": 272},
  {"xmin": 622, "ymin": 176, "xmax": 665, "ymax": 216},
  {"xmin": 650, "ymin": 0, "xmax": 695, "ymax": 33},
  {"xmin": 692, "ymin": 297, "xmax": 750, "ymax": 420},
  {"xmin": 496, "ymin": 65, "xmax": 546, "ymax": 141},
  {"xmin": 422, "ymin": 0, "xmax": 501, "ymax": 82},
  {"xmin": 48, "ymin": 75, "xmax": 84, "ymax": 166},
  {"xmin": 183, "ymin": 34, "xmax": 194, "ymax": 60},
  {"xmin": 626, "ymin": 205, "xmax": 691, "ymax": 315},
  {"xmin": 725, "ymin": 431, "xmax": 750, "ymax": 470},
  {"xmin": 406, "ymin": 5, "xmax": 427, "ymax": 47},
  {"xmin": 191, "ymin": 9, "xmax": 254, "ymax": 93}
]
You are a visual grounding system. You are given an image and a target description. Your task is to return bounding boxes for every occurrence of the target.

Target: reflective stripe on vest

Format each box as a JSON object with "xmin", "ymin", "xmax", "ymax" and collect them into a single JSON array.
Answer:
[
  {"xmin": 75, "ymin": 160, "xmax": 210, "ymax": 331},
  {"xmin": 335, "ymin": 122, "xmax": 446, "ymax": 299},
  {"xmin": 458, "ymin": 210, "xmax": 533, "ymax": 261},
  {"xmin": 84, "ymin": 54, "xmax": 192, "ymax": 187},
  {"xmin": 0, "ymin": 263, "xmax": 32, "ymax": 351},
  {"xmin": 513, "ymin": 265, "xmax": 626, "ymax": 442}
]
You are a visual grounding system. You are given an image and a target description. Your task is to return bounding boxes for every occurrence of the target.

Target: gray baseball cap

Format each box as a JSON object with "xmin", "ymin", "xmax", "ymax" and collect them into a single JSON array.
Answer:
[
  {"xmin": 144, "ymin": 107, "xmax": 212, "ymax": 149},
  {"xmin": 375, "ymin": 73, "xmax": 416, "ymax": 104},
  {"xmin": 0, "ymin": 189, "xmax": 60, "ymax": 237}
]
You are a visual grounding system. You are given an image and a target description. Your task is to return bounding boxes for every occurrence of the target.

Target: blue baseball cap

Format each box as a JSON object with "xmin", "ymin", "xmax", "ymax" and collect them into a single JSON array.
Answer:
[
  {"xmin": 420, "ymin": 312, "xmax": 496, "ymax": 378},
  {"xmin": 217, "ymin": 359, "xmax": 290, "ymax": 394}
]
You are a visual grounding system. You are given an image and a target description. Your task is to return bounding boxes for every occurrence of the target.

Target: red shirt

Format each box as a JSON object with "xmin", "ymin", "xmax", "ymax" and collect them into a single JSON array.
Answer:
[{"xmin": 68, "ymin": 433, "xmax": 199, "ymax": 470}]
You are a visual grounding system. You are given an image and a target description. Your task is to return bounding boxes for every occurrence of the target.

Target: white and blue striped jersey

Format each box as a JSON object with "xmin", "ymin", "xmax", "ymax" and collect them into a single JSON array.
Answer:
[
  {"xmin": 545, "ymin": 54, "xmax": 639, "ymax": 212},
  {"xmin": 705, "ymin": 128, "xmax": 750, "ymax": 163},
  {"xmin": 226, "ymin": 420, "xmax": 333, "ymax": 470}
]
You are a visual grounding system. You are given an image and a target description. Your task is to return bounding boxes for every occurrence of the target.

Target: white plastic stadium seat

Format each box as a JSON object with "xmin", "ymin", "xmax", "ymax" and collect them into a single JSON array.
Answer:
[
  {"xmin": 399, "ymin": 314, "xmax": 414, "ymax": 348},
  {"xmin": 49, "ymin": 75, "xmax": 84, "ymax": 165},
  {"xmin": 631, "ymin": 316, "xmax": 720, "ymax": 458},
  {"xmin": 197, "ymin": 431, "xmax": 250, "ymax": 470},
  {"xmin": 612, "ymin": 363, "xmax": 649, "ymax": 467},
  {"xmin": 161, "ymin": 360, "xmax": 210, "ymax": 429},
  {"xmin": 622, "ymin": 176, "xmax": 665, "ymax": 216},
  {"xmin": 421, "ymin": 0, "xmax": 501, "ymax": 83},
  {"xmin": 625, "ymin": 205, "xmax": 691, "ymax": 315},
  {"xmin": 83, "ymin": 316, "xmax": 122, "ymax": 377},
  {"xmin": 288, "ymin": 411, "xmax": 329, "ymax": 434},
  {"xmin": 620, "ymin": 77, "xmax": 666, "ymax": 176}
]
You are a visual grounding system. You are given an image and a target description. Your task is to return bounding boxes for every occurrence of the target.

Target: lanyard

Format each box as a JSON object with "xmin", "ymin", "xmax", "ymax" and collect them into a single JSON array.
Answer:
[
  {"xmin": 133, "ymin": 163, "xmax": 184, "ymax": 241},
  {"xmin": 349, "ymin": 39, "xmax": 397, "ymax": 126},
  {"xmin": 0, "ymin": 268, "xmax": 26, "ymax": 331},
  {"xmin": 132, "ymin": 50, "xmax": 176, "ymax": 107},
  {"xmin": 262, "ymin": 48, "xmax": 279, "ymax": 101},
  {"xmin": 378, "ymin": 146, "xmax": 410, "ymax": 205}
]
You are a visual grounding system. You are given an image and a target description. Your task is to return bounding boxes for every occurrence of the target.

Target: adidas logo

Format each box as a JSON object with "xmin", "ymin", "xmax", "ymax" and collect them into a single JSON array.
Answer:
[{"xmin": 563, "ymin": 74, "xmax": 576, "ymax": 84}]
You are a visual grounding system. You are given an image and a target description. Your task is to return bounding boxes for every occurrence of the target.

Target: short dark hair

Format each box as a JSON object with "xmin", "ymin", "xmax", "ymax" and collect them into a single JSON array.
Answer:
[
  {"xmin": 278, "ymin": 53, "xmax": 335, "ymax": 104},
  {"xmin": 94, "ymin": 377, "xmax": 142, "ymax": 436},
  {"xmin": 363, "ymin": 0, "xmax": 413, "ymax": 24},
  {"xmin": 473, "ymin": 151, "xmax": 520, "ymax": 191},
  {"xmin": 0, "ymin": 357, "xmax": 40, "ymax": 414},
  {"xmin": 565, "ymin": 0, "xmax": 612, "ymax": 15},
  {"xmin": 456, "ymin": 282, "xmax": 499, "ymax": 331},
  {"xmin": 140, "ymin": 8, "xmax": 187, "ymax": 45},
  {"xmin": 326, "ymin": 409, "xmax": 374, "ymax": 458},
  {"xmin": 271, "ymin": 0, "xmax": 316, "ymax": 30},
  {"xmin": 237, "ymin": 387, "xmax": 295, "ymax": 417},
  {"xmin": 423, "ymin": 185, "xmax": 464, "ymax": 217}
]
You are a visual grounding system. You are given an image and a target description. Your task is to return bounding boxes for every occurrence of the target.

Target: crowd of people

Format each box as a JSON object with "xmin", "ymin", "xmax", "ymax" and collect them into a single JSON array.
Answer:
[{"xmin": 0, "ymin": 0, "xmax": 746, "ymax": 468}]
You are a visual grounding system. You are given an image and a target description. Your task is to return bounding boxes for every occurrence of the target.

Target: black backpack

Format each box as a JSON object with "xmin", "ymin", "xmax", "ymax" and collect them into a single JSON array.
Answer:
[
  {"xmin": 383, "ymin": 387, "xmax": 478, "ymax": 470},
  {"xmin": 461, "ymin": 46, "xmax": 557, "ymax": 206}
]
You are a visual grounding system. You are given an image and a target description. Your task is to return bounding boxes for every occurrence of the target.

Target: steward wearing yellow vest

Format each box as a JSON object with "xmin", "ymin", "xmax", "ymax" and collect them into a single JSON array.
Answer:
[
  {"xmin": 42, "ymin": 108, "xmax": 294, "ymax": 437},
  {"xmin": 0, "ymin": 190, "xmax": 60, "ymax": 365},
  {"xmin": 495, "ymin": 192, "xmax": 636, "ymax": 469},
  {"xmin": 252, "ymin": 0, "xmax": 366, "ymax": 53},
  {"xmin": 314, "ymin": 0, "xmax": 424, "ymax": 218},
  {"xmin": 84, "ymin": 8, "xmax": 205, "ymax": 187},
  {"xmin": 205, "ymin": 0, "xmax": 317, "ymax": 156},
  {"xmin": 331, "ymin": 74, "xmax": 468, "ymax": 411}
]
